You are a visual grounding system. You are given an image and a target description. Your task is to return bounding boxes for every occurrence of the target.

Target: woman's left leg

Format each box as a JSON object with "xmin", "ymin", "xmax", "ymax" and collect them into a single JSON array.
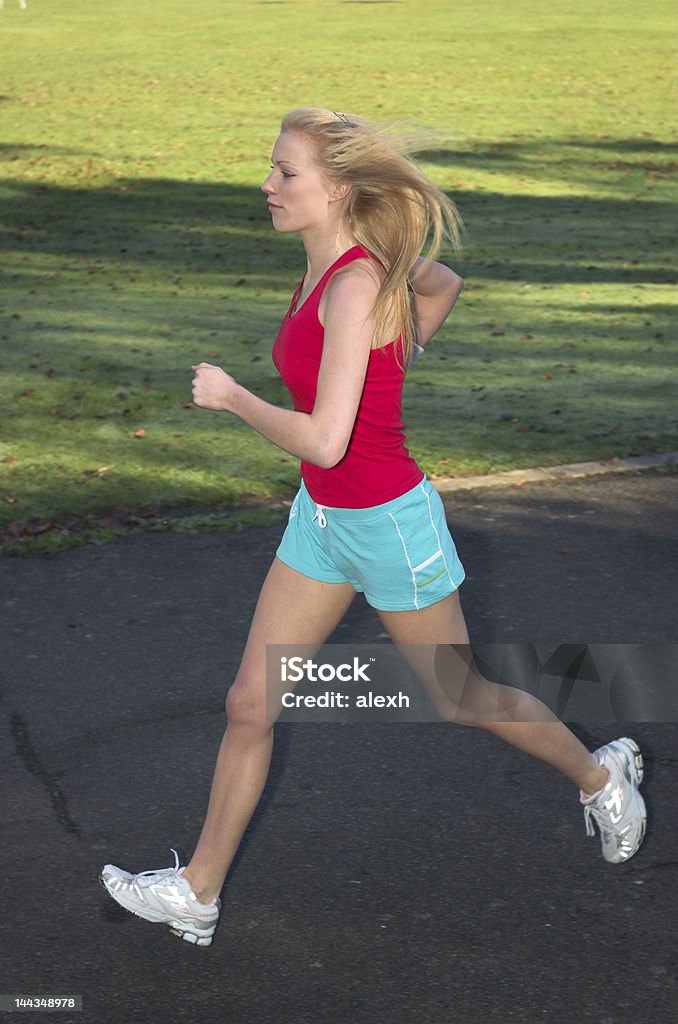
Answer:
[{"xmin": 375, "ymin": 589, "xmax": 609, "ymax": 796}]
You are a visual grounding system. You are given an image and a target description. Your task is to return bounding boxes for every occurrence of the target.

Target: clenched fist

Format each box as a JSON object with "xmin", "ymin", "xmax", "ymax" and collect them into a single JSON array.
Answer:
[{"xmin": 191, "ymin": 363, "xmax": 239, "ymax": 412}]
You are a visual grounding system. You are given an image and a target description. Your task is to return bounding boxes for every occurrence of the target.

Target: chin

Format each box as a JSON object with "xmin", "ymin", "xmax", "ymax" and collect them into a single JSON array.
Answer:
[{"xmin": 272, "ymin": 221, "xmax": 298, "ymax": 234}]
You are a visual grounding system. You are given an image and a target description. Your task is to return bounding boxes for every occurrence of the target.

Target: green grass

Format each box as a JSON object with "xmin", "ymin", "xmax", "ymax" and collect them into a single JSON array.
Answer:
[{"xmin": 1, "ymin": 0, "xmax": 676, "ymax": 549}]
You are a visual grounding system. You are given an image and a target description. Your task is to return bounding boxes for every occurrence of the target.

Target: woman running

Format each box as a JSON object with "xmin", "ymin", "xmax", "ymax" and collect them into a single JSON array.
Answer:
[{"xmin": 100, "ymin": 108, "xmax": 646, "ymax": 946}]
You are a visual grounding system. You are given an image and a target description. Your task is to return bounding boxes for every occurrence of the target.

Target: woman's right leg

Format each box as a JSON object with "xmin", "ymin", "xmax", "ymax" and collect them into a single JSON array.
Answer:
[{"xmin": 181, "ymin": 556, "xmax": 356, "ymax": 904}]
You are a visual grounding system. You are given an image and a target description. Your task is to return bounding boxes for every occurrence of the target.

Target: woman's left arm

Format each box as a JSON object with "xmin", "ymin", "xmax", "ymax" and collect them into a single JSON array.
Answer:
[
  {"xmin": 409, "ymin": 258, "xmax": 464, "ymax": 348},
  {"xmin": 191, "ymin": 268, "xmax": 377, "ymax": 469}
]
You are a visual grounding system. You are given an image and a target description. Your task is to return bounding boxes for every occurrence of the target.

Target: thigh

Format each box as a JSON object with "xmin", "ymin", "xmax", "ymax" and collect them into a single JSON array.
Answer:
[
  {"xmin": 377, "ymin": 589, "xmax": 470, "ymax": 645},
  {"xmin": 228, "ymin": 556, "xmax": 357, "ymax": 723},
  {"xmin": 376, "ymin": 591, "xmax": 478, "ymax": 722}
]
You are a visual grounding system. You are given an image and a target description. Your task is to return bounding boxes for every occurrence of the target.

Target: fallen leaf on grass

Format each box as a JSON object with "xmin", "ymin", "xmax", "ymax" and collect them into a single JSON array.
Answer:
[
  {"xmin": 132, "ymin": 429, "xmax": 146, "ymax": 439},
  {"xmin": 1, "ymin": 456, "xmax": 17, "ymax": 463},
  {"xmin": 3, "ymin": 493, "xmax": 17, "ymax": 504},
  {"xmin": 26, "ymin": 521, "xmax": 55, "ymax": 535}
]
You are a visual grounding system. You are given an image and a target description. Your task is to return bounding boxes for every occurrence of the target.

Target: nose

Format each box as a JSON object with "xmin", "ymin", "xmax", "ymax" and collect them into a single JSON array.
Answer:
[{"xmin": 261, "ymin": 173, "xmax": 275, "ymax": 195}]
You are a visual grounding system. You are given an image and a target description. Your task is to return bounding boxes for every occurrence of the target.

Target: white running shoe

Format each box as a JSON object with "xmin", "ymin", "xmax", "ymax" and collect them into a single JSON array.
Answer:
[
  {"xmin": 580, "ymin": 737, "xmax": 647, "ymax": 864},
  {"xmin": 99, "ymin": 849, "xmax": 220, "ymax": 946}
]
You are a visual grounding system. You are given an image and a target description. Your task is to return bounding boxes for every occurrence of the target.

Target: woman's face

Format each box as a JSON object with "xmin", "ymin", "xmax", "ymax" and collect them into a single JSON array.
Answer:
[{"xmin": 261, "ymin": 131, "xmax": 343, "ymax": 234}]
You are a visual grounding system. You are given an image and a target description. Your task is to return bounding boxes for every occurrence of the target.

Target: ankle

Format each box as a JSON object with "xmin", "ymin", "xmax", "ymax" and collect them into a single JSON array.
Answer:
[
  {"xmin": 181, "ymin": 866, "xmax": 219, "ymax": 905},
  {"xmin": 581, "ymin": 763, "xmax": 610, "ymax": 798}
]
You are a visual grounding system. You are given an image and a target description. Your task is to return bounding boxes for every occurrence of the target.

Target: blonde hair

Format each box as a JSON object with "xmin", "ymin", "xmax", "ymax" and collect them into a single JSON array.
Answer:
[{"xmin": 280, "ymin": 107, "xmax": 463, "ymax": 370}]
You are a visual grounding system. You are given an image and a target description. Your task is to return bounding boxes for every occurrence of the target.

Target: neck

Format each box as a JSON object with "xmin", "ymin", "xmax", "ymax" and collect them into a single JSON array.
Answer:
[{"xmin": 300, "ymin": 223, "xmax": 359, "ymax": 282}]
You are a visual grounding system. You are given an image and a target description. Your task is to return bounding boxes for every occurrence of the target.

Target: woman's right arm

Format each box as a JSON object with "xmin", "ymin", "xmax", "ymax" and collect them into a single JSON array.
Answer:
[{"xmin": 408, "ymin": 258, "xmax": 464, "ymax": 348}]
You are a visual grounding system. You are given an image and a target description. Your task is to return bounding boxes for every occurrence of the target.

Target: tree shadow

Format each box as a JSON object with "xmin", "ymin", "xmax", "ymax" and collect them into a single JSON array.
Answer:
[
  {"xmin": 418, "ymin": 135, "xmax": 678, "ymax": 167},
  {"xmin": 1, "ymin": 171, "xmax": 675, "ymax": 285},
  {"xmin": 0, "ymin": 141, "xmax": 91, "ymax": 156}
]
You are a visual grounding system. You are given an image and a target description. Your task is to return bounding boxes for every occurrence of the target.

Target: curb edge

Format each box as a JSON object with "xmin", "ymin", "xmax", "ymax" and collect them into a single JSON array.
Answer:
[{"xmin": 432, "ymin": 451, "xmax": 678, "ymax": 495}]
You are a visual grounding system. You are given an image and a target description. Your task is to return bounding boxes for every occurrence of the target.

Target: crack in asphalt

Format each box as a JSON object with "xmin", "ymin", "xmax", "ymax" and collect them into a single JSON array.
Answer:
[{"xmin": 9, "ymin": 713, "xmax": 81, "ymax": 837}]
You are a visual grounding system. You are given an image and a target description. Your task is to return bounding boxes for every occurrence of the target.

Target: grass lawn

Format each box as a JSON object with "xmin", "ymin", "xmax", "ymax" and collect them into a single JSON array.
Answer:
[{"xmin": 0, "ymin": 0, "xmax": 676, "ymax": 551}]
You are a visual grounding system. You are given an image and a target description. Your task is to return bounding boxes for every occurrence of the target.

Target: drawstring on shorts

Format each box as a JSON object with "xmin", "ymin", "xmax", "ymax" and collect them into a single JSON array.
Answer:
[{"xmin": 312, "ymin": 503, "xmax": 328, "ymax": 528}]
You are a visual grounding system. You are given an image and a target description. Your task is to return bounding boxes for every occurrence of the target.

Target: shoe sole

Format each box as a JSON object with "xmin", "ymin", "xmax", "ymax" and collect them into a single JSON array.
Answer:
[
  {"xmin": 98, "ymin": 873, "xmax": 217, "ymax": 947},
  {"xmin": 607, "ymin": 737, "xmax": 647, "ymax": 861},
  {"xmin": 617, "ymin": 736, "xmax": 645, "ymax": 787},
  {"xmin": 626, "ymin": 737, "xmax": 648, "ymax": 854}
]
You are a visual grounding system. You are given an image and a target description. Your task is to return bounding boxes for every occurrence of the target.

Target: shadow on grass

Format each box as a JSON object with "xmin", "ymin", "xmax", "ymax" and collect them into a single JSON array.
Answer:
[
  {"xmin": 0, "ymin": 141, "xmax": 92, "ymax": 156},
  {"xmin": 1, "ymin": 138, "xmax": 676, "ymax": 286},
  {"xmin": 419, "ymin": 136, "xmax": 678, "ymax": 166}
]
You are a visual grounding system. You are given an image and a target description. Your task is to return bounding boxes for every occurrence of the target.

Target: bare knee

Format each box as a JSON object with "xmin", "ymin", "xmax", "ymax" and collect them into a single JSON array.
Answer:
[{"xmin": 225, "ymin": 672, "xmax": 274, "ymax": 733}]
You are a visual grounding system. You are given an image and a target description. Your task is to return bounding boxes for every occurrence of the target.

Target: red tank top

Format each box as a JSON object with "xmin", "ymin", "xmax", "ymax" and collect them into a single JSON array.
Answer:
[{"xmin": 271, "ymin": 245, "xmax": 423, "ymax": 507}]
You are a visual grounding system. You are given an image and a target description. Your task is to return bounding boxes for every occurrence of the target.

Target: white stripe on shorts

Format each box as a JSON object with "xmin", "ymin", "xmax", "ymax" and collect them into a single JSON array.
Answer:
[
  {"xmin": 412, "ymin": 550, "xmax": 443, "ymax": 574},
  {"xmin": 387, "ymin": 511, "xmax": 419, "ymax": 610},
  {"xmin": 419, "ymin": 483, "xmax": 455, "ymax": 589}
]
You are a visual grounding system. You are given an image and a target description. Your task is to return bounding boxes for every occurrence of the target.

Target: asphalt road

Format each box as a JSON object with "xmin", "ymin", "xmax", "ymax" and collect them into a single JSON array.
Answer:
[{"xmin": 1, "ymin": 467, "xmax": 677, "ymax": 1024}]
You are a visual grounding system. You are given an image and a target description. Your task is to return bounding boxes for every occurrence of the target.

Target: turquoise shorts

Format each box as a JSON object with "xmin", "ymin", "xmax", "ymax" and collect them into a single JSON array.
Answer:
[{"xmin": 275, "ymin": 474, "xmax": 466, "ymax": 612}]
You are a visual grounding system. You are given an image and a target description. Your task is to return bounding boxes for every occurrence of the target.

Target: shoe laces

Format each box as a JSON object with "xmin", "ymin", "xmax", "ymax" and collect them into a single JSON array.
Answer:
[
  {"xmin": 583, "ymin": 804, "xmax": 599, "ymax": 838},
  {"xmin": 134, "ymin": 848, "xmax": 182, "ymax": 888}
]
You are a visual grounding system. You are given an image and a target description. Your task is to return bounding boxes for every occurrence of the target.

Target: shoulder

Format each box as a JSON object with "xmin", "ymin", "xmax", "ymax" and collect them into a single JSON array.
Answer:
[{"xmin": 319, "ymin": 256, "xmax": 384, "ymax": 326}]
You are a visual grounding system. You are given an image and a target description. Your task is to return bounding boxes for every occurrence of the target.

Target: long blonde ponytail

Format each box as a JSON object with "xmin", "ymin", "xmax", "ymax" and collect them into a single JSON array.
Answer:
[{"xmin": 280, "ymin": 107, "xmax": 463, "ymax": 370}]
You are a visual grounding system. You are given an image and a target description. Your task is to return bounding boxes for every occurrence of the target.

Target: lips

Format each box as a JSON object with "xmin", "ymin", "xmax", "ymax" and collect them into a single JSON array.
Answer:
[{"xmin": 267, "ymin": 202, "xmax": 282, "ymax": 210}]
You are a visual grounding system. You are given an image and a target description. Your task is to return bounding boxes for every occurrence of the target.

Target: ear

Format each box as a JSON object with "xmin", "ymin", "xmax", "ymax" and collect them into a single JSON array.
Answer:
[{"xmin": 330, "ymin": 182, "xmax": 352, "ymax": 202}]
